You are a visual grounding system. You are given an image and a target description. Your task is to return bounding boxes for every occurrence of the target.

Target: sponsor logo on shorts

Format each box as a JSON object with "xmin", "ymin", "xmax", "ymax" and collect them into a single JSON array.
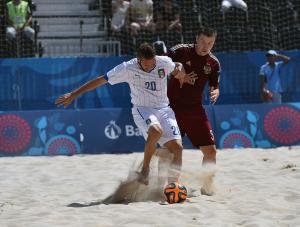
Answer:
[{"xmin": 146, "ymin": 119, "xmax": 151, "ymax": 125}]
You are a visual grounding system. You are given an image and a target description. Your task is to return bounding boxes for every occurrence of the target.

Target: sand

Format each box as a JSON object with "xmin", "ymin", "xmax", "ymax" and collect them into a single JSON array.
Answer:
[{"xmin": 0, "ymin": 147, "xmax": 300, "ymax": 227}]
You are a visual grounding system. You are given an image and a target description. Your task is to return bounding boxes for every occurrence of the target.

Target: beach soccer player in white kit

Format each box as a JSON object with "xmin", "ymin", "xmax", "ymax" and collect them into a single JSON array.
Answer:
[{"xmin": 55, "ymin": 43, "xmax": 196, "ymax": 185}]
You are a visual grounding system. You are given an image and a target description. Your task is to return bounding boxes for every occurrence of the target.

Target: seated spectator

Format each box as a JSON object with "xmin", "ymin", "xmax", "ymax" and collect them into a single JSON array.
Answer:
[
  {"xmin": 155, "ymin": 0, "xmax": 181, "ymax": 47},
  {"xmin": 111, "ymin": 0, "xmax": 130, "ymax": 34},
  {"xmin": 6, "ymin": 0, "xmax": 35, "ymax": 43},
  {"xmin": 156, "ymin": 0, "xmax": 181, "ymax": 34},
  {"xmin": 127, "ymin": 0, "xmax": 155, "ymax": 36}
]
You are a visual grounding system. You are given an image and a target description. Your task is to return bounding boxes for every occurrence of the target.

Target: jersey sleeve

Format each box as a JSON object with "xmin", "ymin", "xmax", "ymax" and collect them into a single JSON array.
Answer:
[
  {"xmin": 167, "ymin": 45, "xmax": 185, "ymax": 62},
  {"xmin": 209, "ymin": 60, "xmax": 221, "ymax": 88},
  {"xmin": 164, "ymin": 56, "xmax": 176, "ymax": 75},
  {"xmin": 105, "ymin": 61, "xmax": 129, "ymax": 85}
]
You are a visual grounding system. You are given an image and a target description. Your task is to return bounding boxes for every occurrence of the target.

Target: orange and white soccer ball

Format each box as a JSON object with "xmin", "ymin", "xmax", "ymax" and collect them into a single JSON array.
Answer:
[{"xmin": 164, "ymin": 182, "xmax": 187, "ymax": 204}]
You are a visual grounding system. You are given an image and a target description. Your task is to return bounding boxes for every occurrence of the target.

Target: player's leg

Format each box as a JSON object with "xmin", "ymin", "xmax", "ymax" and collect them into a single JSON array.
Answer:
[
  {"xmin": 157, "ymin": 106, "xmax": 183, "ymax": 183},
  {"xmin": 139, "ymin": 124, "xmax": 163, "ymax": 185},
  {"xmin": 200, "ymin": 144, "xmax": 217, "ymax": 165},
  {"xmin": 132, "ymin": 107, "xmax": 162, "ymax": 185},
  {"xmin": 184, "ymin": 115, "xmax": 216, "ymax": 165},
  {"xmin": 155, "ymin": 147, "xmax": 173, "ymax": 188},
  {"xmin": 155, "ymin": 107, "xmax": 186, "ymax": 185},
  {"xmin": 181, "ymin": 110, "xmax": 217, "ymax": 196},
  {"xmin": 163, "ymin": 139, "xmax": 183, "ymax": 183},
  {"xmin": 199, "ymin": 144, "xmax": 217, "ymax": 196},
  {"xmin": 155, "ymin": 147, "xmax": 173, "ymax": 160}
]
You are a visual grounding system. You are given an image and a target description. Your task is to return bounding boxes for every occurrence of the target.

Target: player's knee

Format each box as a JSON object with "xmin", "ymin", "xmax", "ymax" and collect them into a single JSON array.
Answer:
[{"xmin": 148, "ymin": 124, "xmax": 163, "ymax": 140}]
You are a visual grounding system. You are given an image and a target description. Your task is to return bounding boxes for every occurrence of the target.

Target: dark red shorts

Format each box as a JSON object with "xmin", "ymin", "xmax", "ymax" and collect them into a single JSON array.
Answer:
[{"xmin": 173, "ymin": 108, "xmax": 215, "ymax": 147}]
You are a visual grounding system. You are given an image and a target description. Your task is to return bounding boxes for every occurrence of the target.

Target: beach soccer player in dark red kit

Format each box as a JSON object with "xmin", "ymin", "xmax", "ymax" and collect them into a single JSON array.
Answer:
[{"xmin": 167, "ymin": 26, "xmax": 221, "ymax": 195}]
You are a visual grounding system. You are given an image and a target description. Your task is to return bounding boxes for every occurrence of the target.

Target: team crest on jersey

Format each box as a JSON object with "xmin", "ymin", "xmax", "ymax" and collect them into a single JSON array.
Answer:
[
  {"xmin": 158, "ymin": 68, "xmax": 166, "ymax": 78},
  {"xmin": 203, "ymin": 65, "xmax": 212, "ymax": 74}
]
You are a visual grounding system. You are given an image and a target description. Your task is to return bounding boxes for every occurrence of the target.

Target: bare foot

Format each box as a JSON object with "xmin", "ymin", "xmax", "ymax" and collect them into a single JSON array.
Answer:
[
  {"xmin": 200, "ymin": 187, "xmax": 215, "ymax": 196},
  {"xmin": 137, "ymin": 168, "xmax": 149, "ymax": 185}
]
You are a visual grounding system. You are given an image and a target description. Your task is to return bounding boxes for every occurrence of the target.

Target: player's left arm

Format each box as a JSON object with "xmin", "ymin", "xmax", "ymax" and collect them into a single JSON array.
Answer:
[{"xmin": 209, "ymin": 62, "xmax": 221, "ymax": 104}]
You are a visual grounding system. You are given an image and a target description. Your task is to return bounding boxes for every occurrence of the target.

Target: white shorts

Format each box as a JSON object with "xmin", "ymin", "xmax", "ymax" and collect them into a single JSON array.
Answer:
[{"xmin": 132, "ymin": 106, "xmax": 181, "ymax": 146}]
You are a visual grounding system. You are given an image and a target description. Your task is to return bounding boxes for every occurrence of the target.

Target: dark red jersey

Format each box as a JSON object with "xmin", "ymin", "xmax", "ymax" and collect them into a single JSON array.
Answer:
[{"xmin": 167, "ymin": 44, "xmax": 221, "ymax": 110}]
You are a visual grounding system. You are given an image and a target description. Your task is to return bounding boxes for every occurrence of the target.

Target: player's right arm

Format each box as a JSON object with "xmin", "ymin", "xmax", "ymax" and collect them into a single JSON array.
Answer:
[
  {"xmin": 55, "ymin": 76, "xmax": 108, "ymax": 108},
  {"xmin": 55, "ymin": 61, "xmax": 129, "ymax": 108}
]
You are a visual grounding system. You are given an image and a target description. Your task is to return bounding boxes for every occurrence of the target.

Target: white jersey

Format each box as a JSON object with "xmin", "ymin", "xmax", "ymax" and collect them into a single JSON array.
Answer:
[{"xmin": 105, "ymin": 56, "xmax": 176, "ymax": 108}]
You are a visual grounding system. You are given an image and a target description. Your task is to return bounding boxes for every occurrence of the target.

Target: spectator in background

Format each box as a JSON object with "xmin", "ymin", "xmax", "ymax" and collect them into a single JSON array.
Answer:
[
  {"xmin": 6, "ymin": 0, "xmax": 35, "ymax": 42},
  {"xmin": 259, "ymin": 50, "xmax": 290, "ymax": 104},
  {"xmin": 127, "ymin": 0, "xmax": 155, "ymax": 36},
  {"xmin": 111, "ymin": 0, "xmax": 130, "ymax": 34},
  {"xmin": 155, "ymin": 0, "xmax": 182, "ymax": 47}
]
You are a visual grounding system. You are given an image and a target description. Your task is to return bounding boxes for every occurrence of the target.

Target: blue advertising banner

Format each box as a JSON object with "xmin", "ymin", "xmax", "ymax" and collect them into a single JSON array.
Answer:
[
  {"xmin": 78, "ymin": 108, "xmax": 144, "ymax": 153},
  {"xmin": 1, "ymin": 51, "xmax": 299, "ymax": 111},
  {"xmin": 0, "ymin": 110, "xmax": 81, "ymax": 156},
  {"xmin": 214, "ymin": 103, "xmax": 300, "ymax": 148},
  {"xmin": 1, "ymin": 103, "xmax": 299, "ymax": 156},
  {"xmin": 0, "ymin": 56, "xmax": 132, "ymax": 110}
]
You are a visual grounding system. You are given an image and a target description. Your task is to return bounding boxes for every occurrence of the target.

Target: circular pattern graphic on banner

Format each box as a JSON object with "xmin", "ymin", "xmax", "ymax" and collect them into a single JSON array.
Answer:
[
  {"xmin": 219, "ymin": 130, "xmax": 254, "ymax": 149},
  {"xmin": 264, "ymin": 106, "xmax": 300, "ymax": 144},
  {"xmin": 45, "ymin": 135, "xmax": 80, "ymax": 155},
  {"xmin": 0, "ymin": 115, "xmax": 31, "ymax": 154}
]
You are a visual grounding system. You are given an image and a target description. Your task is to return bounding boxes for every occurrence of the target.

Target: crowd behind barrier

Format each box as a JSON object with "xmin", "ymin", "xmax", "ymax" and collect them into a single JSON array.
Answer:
[{"xmin": 1, "ymin": 0, "xmax": 300, "ymax": 58}]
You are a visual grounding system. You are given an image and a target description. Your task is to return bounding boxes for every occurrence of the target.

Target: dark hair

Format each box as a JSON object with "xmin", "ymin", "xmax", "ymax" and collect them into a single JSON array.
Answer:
[
  {"xmin": 196, "ymin": 26, "xmax": 217, "ymax": 37},
  {"xmin": 137, "ymin": 43, "xmax": 156, "ymax": 59}
]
